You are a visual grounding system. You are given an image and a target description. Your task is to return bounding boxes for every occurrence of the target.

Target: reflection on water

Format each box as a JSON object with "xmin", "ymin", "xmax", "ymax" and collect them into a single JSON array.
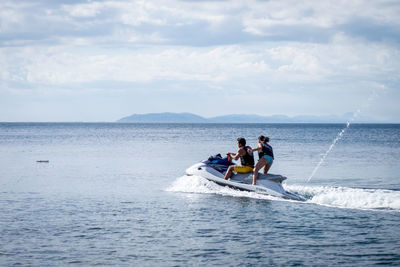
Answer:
[{"xmin": 0, "ymin": 123, "xmax": 399, "ymax": 265}]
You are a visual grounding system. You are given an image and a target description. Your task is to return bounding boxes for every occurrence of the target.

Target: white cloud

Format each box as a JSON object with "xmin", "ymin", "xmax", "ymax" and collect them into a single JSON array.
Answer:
[
  {"xmin": 1, "ymin": 35, "xmax": 399, "ymax": 87},
  {"xmin": 3, "ymin": 45, "xmax": 270, "ymax": 85},
  {"xmin": 0, "ymin": 0, "xmax": 399, "ymax": 121},
  {"xmin": 62, "ymin": 2, "xmax": 104, "ymax": 18}
]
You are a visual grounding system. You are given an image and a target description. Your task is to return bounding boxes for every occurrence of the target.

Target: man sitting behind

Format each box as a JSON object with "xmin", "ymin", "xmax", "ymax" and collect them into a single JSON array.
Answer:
[{"xmin": 224, "ymin": 137, "xmax": 254, "ymax": 180}]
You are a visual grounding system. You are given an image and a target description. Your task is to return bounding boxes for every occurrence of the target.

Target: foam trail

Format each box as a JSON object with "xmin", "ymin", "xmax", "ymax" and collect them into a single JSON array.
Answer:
[
  {"xmin": 287, "ymin": 185, "xmax": 400, "ymax": 212},
  {"xmin": 167, "ymin": 176, "xmax": 400, "ymax": 211},
  {"xmin": 166, "ymin": 175, "xmax": 287, "ymax": 201},
  {"xmin": 166, "ymin": 176, "xmax": 400, "ymax": 212}
]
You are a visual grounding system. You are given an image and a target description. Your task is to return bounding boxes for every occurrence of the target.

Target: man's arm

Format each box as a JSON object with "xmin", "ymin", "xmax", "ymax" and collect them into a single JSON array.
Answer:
[{"xmin": 229, "ymin": 147, "xmax": 246, "ymax": 160}]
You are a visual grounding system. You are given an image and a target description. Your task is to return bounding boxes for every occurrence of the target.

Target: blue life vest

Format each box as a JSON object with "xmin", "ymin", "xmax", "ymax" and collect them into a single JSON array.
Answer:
[{"xmin": 259, "ymin": 143, "xmax": 274, "ymax": 159}]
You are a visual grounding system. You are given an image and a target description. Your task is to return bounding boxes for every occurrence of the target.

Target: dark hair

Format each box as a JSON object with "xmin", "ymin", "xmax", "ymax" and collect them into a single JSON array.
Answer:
[
  {"xmin": 258, "ymin": 135, "xmax": 265, "ymax": 142},
  {"xmin": 264, "ymin": 136, "xmax": 270, "ymax": 142},
  {"xmin": 237, "ymin": 137, "xmax": 246, "ymax": 146}
]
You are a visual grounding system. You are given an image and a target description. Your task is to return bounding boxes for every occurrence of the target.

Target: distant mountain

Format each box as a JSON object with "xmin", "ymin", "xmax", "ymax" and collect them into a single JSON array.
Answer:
[
  {"xmin": 117, "ymin": 112, "xmax": 380, "ymax": 123},
  {"xmin": 209, "ymin": 114, "xmax": 294, "ymax": 123},
  {"xmin": 118, "ymin": 112, "xmax": 207, "ymax": 123}
]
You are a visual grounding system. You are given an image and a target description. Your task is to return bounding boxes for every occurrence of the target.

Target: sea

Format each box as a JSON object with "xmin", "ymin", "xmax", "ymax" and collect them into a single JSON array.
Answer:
[{"xmin": 0, "ymin": 122, "xmax": 399, "ymax": 266}]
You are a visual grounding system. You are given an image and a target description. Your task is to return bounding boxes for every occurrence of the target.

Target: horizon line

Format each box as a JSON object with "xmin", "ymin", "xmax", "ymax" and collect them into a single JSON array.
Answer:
[{"xmin": 1, "ymin": 121, "xmax": 399, "ymax": 124}]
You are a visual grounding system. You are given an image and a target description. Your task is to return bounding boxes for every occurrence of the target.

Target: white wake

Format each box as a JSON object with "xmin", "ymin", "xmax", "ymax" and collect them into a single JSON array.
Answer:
[
  {"xmin": 287, "ymin": 184, "xmax": 400, "ymax": 212},
  {"xmin": 167, "ymin": 175, "xmax": 400, "ymax": 212},
  {"xmin": 166, "ymin": 175, "xmax": 283, "ymax": 201}
]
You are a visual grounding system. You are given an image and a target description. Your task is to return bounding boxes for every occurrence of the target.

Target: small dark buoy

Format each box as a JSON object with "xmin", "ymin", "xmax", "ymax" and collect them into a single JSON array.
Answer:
[{"xmin": 36, "ymin": 160, "xmax": 49, "ymax": 163}]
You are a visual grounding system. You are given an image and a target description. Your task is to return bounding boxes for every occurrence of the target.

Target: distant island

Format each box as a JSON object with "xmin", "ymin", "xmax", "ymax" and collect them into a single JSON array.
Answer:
[{"xmin": 117, "ymin": 112, "xmax": 380, "ymax": 123}]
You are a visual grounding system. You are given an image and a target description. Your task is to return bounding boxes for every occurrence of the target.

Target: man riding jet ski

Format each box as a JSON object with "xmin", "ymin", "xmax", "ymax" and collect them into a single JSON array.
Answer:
[{"xmin": 185, "ymin": 154, "xmax": 305, "ymax": 201}]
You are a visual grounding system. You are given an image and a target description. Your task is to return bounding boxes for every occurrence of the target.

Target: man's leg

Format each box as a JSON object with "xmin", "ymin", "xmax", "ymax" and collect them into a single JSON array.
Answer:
[{"xmin": 224, "ymin": 165, "xmax": 235, "ymax": 180}]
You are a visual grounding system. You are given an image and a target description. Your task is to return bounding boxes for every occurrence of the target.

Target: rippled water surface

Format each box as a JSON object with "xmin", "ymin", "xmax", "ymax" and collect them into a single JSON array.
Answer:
[{"xmin": 1, "ymin": 123, "xmax": 399, "ymax": 265}]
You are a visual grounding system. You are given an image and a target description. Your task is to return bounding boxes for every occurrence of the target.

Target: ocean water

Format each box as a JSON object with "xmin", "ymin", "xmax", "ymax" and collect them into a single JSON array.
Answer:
[{"xmin": 0, "ymin": 123, "xmax": 399, "ymax": 266}]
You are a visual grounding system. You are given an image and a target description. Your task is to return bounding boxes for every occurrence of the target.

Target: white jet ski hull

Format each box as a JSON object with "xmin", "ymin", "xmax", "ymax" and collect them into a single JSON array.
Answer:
[{"xmin": 186, "ymin": 163, "xmax": 304, "ymax": 201}]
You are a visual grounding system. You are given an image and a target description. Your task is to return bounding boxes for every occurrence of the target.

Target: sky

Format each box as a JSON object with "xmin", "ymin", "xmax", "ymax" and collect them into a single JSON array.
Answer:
[{"xmin": 0, "ymin": 0, "xmax": 399, "ymax": 122}]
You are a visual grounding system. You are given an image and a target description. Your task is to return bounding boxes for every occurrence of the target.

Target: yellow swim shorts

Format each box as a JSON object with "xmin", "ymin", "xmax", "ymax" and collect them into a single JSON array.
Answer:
[{"xmin": 233, "ymin": 166, "xmax": 253, "ymax": 173}]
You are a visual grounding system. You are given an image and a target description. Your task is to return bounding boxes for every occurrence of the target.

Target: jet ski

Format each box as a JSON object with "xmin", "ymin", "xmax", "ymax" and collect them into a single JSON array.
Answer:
[{"xmin": 185, "ymin": 154, "xmax": 305, "ymax": 201}]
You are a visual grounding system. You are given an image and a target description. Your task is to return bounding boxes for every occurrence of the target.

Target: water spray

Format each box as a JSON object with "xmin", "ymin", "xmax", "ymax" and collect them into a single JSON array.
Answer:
[
  {"xmin": 306, "ymin": 113, "xmax": 357, "ymax": 182},
  {"xmin": 307, "ymin": 87, "xmax": 382, "ymax": 183}
]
